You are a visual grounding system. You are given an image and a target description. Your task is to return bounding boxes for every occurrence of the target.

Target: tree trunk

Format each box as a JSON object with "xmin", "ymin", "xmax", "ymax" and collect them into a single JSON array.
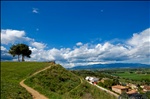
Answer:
[
  {"xmin": 22, "ymin": 55, "xmax": 24, "ymax": 62},
  {"xmin": 18, "ymin": 55, "xmax": 20, "ymax": 62}
]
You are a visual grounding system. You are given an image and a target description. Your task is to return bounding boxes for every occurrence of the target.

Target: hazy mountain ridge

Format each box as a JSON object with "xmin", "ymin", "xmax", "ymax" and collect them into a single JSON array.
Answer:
[{"xmin": 69, "ymin": 63, "xmax": 150, "ymax": 70}]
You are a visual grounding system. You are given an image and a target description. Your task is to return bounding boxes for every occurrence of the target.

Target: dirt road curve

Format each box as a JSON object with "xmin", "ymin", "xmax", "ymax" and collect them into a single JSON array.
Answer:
[
  {"xmin": 20, "ymin": 66, "xmax": 51, "ymax": 99},
  {"xmin": 20, "ymin": 80, "xmax": 48, "ymax": 99},
  {"xmin": 87, "ymin": 81, "xmax": 119, "ymax": 98}
]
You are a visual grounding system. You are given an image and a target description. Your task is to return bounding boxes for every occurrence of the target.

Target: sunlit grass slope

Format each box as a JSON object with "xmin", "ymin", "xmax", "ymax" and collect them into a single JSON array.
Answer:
[
  {"xmin": 1, "ymin": 62, "xmax": 50, "ymax": 99},
  {"xmin": 25, "ymin": 64, "xmax": 117, "ymax": 99}
]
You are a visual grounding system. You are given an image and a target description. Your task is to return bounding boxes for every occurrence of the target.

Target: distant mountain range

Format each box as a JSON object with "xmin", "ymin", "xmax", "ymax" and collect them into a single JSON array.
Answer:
[{"xmin": 68, "ymin": 63, "xmax": 150, "ymax": 70}]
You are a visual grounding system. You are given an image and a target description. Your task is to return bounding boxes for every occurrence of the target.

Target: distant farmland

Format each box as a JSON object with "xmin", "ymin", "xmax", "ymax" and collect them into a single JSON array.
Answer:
[{"xmin": 113, "ymin": 72, "xmax": 150, "ymax": 81}]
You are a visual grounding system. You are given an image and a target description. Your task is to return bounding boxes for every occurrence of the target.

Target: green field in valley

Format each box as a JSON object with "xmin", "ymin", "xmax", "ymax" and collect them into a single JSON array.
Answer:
[
  {"xmin": 1, "ymin": 62, "xmax": 50, "ymax": 99},
  {"xmin": 113, "ymin": 72, "xmax": 150, "ymax": 81}
]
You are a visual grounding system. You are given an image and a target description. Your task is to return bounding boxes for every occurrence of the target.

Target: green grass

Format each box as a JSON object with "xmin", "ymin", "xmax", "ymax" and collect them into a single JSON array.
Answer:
[
  {"xmin": 1, "ymin": 62, "xmax": 50, "ymax": 99},
  {"xmin": 64, "ymin": 80, "xmax": 117, "ymax": 99},
  {"xmin": 25, "ymin": 64, "xmax": 117, "ymax": 99},
  {"xmin": 113, "ymin": 72, "xmax": 150, "ymax": 81},
  {"xmin": 25, "ymin": 64, "xmax": 81, "ymax": 98},
  {"xmin": 1, "ymin": 62, "xmax": 117, "ymax": 99}
]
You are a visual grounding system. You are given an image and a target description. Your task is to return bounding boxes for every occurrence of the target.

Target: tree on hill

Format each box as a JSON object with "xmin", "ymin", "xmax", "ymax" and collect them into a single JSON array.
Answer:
[
  {"xmin": 19, "ymin": 44, "xmax": 32, "ymax": 61},
  {"xmin": 9, "ymin": 43, "xmax": 32, "ymax": 62},
  {"xmin": 9, "ymin": 44, "xmax": 21, "ymax": 62}
]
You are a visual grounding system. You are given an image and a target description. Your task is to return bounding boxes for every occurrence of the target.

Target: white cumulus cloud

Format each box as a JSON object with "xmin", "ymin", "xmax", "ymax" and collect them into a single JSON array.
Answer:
[
  {"xmin": 32, "ymin": 8, "xmax": 39, "ymax": 13},
  {"xmin": 1, "ymin": 28, "xmax": 150, "ymax": 67},
  {"xmin": 1, "ymin": 46, "xmax": 13, "ymax": 61},
  {"xmin": 1, "ymin": 29, "xmax": 34, "ymax": 45},
  {"xmin": 27, "ymin": 28, "xmax": 150, "ymax": 67},
  {"xmin": 76, "ymin": 42, "xmax": 83, "ymax": 46},
  {"xmin": 126, "ymin": 28, "xmax": 150, "ymax": 62},
  {"xmin": 127, "ymin": 28, "xmax": 150, "ymax": 46},
  {"xmin": 1, "ymin": 46, "xmax": 7, "ymax": 51},
  {"xmin": 31, "ymin": 42, "xmax": 46, "ymax": 49},
  {"xmin": 1, "ymin": 29, "xmax": 25, "ymax": 44}
]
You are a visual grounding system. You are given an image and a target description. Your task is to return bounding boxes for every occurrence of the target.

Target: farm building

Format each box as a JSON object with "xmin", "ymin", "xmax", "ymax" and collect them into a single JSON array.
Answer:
[
  {"xmin": 85, "ymin": 76, "xmax": 90, "ymax": 80},
  {"xmin": 126, "ymin": 90, "xmax": 137, "ymax": 95},
  {"xmin": 112, "ymin": 85, "xmax": 128, "ymax": 94},
  {"xmin": 85, "ymin": 76, "xmax": 99, "ymax": 84},
  {"xmin": 143, "ymin": 85, "xmax": 150, "ymax": 92}
]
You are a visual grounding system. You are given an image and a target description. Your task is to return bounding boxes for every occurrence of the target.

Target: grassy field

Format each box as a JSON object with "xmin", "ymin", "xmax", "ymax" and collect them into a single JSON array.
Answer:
[
  {"xmin": 113, "ymin": 72, "xmax": 150, "ymax": 81},
  {"xmin": 1, "ymin": 62, "xmax": 117, "ymax": 99},
  {"xmin": 25, "ymin": 64, "xmax": 117, "ymax": 99},
  {"xmin": 1, "ymin": 62, "xmax": 50, "ymax": 99}
]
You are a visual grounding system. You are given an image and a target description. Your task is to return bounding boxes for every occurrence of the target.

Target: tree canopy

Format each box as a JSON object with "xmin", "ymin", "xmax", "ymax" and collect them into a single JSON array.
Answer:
[{"xmin": 8, "ymin": 43, "xmax": 32, "ymax": 62}]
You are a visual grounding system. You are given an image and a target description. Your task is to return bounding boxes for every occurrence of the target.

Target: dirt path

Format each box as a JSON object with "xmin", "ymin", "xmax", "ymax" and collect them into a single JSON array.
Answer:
[
  {"xmin": 20, "ymin": 66, "xmax": 51, "ymax": 99},
  {"xmin": 66, "ymin": 71, "xmax": 84, "ymax": 93},
  {"xmin": 87, "ymin": 81, "xmax": 119, "ymax": 98}
]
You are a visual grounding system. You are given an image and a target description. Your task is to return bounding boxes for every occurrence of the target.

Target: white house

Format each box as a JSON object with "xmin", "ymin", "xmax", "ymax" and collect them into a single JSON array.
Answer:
[
  {"xmin": 85, "ymin": 76, "xmax": 99, "ymax": 83},
  {"xmin": 85, "ymin": 76, "xmax": 90, "ymax": 81}
]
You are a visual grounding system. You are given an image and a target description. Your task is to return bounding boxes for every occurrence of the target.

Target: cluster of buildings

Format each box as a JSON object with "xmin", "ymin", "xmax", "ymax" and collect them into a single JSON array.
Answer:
[
  {"xmin": 112, "ymin": 84, "xmax": 150, "ymax": 99},
  {"xmin": 85, "ymin": 76, "xmax": 99, "ymax": 84},
  {"xmin": 112, "ymin": 85, "xmax": 137, "ymax": 95},
  {"xmin": 85, "ymin": 76, "xmax": 150, "ymax": 95},
  {"xmin": 140, "ymin": 85, "xmax": 150, "ymax": 92},
  {"xmin": 112, "ymin": 84, "xmax": 150, "ymax": 94}
]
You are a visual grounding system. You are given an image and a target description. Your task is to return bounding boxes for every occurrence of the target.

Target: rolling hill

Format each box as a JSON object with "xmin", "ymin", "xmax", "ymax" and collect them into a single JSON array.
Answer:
[
  {"xmin": 24, "ymin": 63, "xmax": 117, "ymax": 99},
  {"xmin": 1, "ymin": 62, "xmax": 117, "ymax": 99}
]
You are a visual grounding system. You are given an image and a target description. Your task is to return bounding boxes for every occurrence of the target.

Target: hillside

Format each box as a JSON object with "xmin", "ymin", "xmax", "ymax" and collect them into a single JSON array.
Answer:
[
  {"xmin": 1, "ymin": 62, "xmax": 50, "ymax": 99},
  {"xmin": 24, "ymin": 64, "xmax": 117, "ymax": 99}
]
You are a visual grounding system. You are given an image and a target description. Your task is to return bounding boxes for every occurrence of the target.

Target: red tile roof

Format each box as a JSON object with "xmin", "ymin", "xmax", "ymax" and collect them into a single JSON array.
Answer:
[
  {"xmin": 127, "ymin": 90, "xmax": 137, "ymax": 94},
  {"xmin": 143, "ymin": 86, "xmax": 150, "ymax": 90},
  {"xmin": 112, "ymin": 85, "xmax": 128, "ymax": 89}
]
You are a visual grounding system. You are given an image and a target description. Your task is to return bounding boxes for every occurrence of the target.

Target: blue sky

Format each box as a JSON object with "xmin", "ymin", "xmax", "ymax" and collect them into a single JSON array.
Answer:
[{"xmin": 1, "ymin": 1, "xmax": 150, "ymax": 67}]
